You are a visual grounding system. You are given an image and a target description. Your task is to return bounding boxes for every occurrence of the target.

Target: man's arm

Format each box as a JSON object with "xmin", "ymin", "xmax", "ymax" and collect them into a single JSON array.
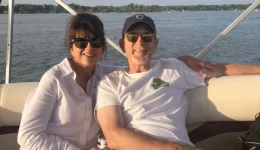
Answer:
[
  {"xmin": 177, "ymin": 55, "xmax": 260, "ymax": 77},
  {"xmin": 202, "ymin": 63, "xmax": 260, "ymax": 78},
  {"xmin": 97, "ymin": 106, "xmax": 200, "ymax": 150},
  {"xmin": 177, "ymin": 55, "xmax": 213, "ymax": 76},
  {"xmin": 212, "ymin": 63, "xmax": 260, "ymax": 76}
]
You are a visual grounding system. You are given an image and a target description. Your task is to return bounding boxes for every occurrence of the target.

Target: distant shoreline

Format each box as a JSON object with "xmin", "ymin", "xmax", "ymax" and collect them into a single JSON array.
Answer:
[
  {"xmin": 0, "ymin": 3, "xmax": 259, "ymax": 14},
  {"xmin": 0, "ymin": 3, "xmax": 255, "ymax": 7},
  {"xmin": 1, "ymin": 10, "xmax": 259, "ymax": 15}
]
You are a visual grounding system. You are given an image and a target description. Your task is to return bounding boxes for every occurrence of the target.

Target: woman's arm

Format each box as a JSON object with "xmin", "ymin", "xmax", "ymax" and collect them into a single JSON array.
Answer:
[{"xmin": 18, "ymin": 72, "xmax": 80, "ymax": 150}]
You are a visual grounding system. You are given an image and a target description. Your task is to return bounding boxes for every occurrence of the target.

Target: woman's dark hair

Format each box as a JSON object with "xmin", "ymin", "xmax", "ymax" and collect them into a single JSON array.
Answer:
[{"xmin": 66, "ymin": 13, "xmax": 107, "ymax": 53}]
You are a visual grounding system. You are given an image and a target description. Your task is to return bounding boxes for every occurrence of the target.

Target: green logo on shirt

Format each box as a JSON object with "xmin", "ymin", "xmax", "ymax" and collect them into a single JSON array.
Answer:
[{"xmin": 151, "ymin": 78, "xmax": 169, "ymax": 90}]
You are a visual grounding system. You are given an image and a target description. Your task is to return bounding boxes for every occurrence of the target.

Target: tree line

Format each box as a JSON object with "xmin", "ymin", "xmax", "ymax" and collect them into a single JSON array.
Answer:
[{"xmin": 0, "ymin": 3, "xmax": 259, "ymax": 14}]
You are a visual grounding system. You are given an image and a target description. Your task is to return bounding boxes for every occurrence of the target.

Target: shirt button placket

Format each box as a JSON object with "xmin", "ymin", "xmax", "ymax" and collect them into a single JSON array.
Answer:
[{"xmin": 79, "ymin": 96, "xmax": 92, "ymax": 147}]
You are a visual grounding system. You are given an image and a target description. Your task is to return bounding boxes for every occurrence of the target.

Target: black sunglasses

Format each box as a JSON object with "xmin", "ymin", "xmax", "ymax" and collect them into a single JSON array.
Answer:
[
  {"xmin": 71, "ymin": 38, "xmax": 103, "ymax": 49},
  {"xmin": 126, "ymin": 33, "xmax": 155, "ymax": 43}
]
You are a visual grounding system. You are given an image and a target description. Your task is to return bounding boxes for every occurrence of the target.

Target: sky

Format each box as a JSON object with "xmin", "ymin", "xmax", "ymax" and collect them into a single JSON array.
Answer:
[{"xmin": 0, "ymin": 0, "xmax": 255, "ymax": 6}]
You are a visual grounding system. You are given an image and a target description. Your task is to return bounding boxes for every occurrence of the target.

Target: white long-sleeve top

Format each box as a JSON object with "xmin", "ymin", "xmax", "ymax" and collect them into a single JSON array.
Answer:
[{"xmin": 18, "ymin": 58, "xmax": 118, "ymax": 150}]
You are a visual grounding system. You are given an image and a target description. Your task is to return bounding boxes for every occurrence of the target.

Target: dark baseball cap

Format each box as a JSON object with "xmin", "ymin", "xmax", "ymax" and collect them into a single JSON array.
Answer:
[{"xmin": 122, "ymin": 14, "xmax": 156, "ymax": 36}]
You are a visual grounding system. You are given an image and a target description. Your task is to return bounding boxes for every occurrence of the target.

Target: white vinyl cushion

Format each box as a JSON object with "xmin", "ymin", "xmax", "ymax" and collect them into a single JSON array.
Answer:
[
  {"xmin": 1, "ymin": 75, "xmax": 260, "ymax": 126},
  {"xmin": 0, "ymin": 84, "xmax": 3, "ymax": 127},
  {"xmin": 0, "ymin": 82, "xmax": 38, "ymax": 126},
  {"xmin": 186, "ymin": 75, "xmax": 260, "ymax": 124},
  {"xmin": 0, "ymin": 76, "xmax": 260, "ymax": 150}
]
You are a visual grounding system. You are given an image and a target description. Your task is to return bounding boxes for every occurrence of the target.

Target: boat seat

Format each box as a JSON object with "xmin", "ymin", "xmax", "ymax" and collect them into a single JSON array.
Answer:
[{"xmin": 1, "ymin": 75, "xmax": 260, "ymax": 150}]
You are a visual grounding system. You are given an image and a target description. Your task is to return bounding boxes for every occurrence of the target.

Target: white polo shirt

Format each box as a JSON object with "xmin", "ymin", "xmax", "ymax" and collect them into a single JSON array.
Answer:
[
  {"xmin": 18, "ymin": 58, "xmax": 118, "ymax": 150},
  {"xmin": 96, "ymin": 57, "xmax": 205, "ymax": 146}
]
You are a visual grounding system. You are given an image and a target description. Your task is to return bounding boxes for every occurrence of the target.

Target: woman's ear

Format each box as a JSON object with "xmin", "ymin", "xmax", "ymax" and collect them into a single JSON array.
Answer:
[
  {"xmin": 70, "ymin": 46, "xmax": 73, "ymax": 52},
  {"xmin": 119, "ymin": 39, "xmax": 125, "ymax": 53},
  {"xmin": 70, "ymin": 46, "xmax": 75, "ymax": 58}
]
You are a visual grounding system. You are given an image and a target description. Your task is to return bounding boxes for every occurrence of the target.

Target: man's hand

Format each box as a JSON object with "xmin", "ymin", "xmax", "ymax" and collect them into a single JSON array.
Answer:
[
  {"xmin": 88, "ymin": 147, "xmax": 111, "ymax": 150},
  {"xmin": 88, "ymin": 142, "xmax": 202, "ymax": 150},
  {"xmin": 88, "ymin": 147, "xmax": 100, "ymax": 150},
  {"xmin": 176, "ymin": 143, "xmax": 203, "ymax": 150},
  {"xmin": 203, "ymin": 65, "xmax": 224, "ymax": 78},
  {"xmin": 174, "ymin": 143, "xmax": 202, "ymax": 150},
  {"xmin": 177, "ymin": 55, "xmax": 214, "ymax": 77}
]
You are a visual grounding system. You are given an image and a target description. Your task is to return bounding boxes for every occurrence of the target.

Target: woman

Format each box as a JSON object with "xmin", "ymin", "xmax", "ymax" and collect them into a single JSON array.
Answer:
[
  {"xmin": 18, "ymin": 13, "xmax": 117, "ymax": 150},
  {"xmin": 18, "ymin": 13, "xmax": 212, "ymax": 150}
]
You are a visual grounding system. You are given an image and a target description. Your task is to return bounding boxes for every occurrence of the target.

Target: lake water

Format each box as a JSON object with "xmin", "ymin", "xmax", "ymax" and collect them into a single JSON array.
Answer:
[{"xmin": 0, "ymin": 11, "xmax": 260, "ymax": 84}]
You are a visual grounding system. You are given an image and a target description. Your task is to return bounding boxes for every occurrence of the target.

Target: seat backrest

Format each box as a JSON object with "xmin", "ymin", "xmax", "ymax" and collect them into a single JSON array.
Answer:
[
  {"xmin": 1, "ymin": 75, "xmax": 260, "ymax": 127},
  {"xmin": 0, "ymin": 82, "xmax": 38, "ymax": 127},
  {"xmin": 186, "ymin": 75, "xmax": 260, "ymax": 124}
]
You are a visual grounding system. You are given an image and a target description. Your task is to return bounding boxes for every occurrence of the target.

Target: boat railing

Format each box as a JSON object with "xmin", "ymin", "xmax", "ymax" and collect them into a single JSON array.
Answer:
[
  {"xmin": 196, "ymin": 0, "xmax": 260, "ymax": 58},
  {"xmin": 5, "ymin": 0, "xmax": 260, "ymax": 84},
  {"xmin": 5, "ymin": 0, "xmax": 14, "ymax": 84}
]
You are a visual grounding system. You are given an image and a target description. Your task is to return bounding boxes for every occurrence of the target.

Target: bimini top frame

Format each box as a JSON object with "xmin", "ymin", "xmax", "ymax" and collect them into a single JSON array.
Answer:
[
  {"xmin": 196, "ymin": 0, "xmax": 260, "ymax": 58},
  {"xmin": 5, "ymin": 0, "xmax": 260, "ymax": 84},
  {"xmin": 5, "ymin": 0, "xmax": 14, "ymax": 84}
]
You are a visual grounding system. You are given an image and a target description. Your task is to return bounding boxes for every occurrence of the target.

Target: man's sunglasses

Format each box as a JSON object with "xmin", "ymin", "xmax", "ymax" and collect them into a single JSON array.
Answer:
[
  {"xmin": 71, "ymin": 38, "xmax": 103, "ymax": 49},
  {"xmin": 126, "ymin": 33, "xmax": 155, "ymax": 43}
]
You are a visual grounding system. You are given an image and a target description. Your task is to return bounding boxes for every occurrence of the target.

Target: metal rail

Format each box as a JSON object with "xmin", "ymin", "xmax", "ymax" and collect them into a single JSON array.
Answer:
[
  {"xmin": 5, "ymin": 0, "xmax": 14, "ymax": 84},
  {"xmin": 196, "ymin": 0, "xmax": 260, "ymax": 58}
]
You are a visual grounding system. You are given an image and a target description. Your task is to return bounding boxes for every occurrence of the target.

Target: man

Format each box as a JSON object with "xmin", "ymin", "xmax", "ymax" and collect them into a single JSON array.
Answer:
[{"xmin": 95, "ymin": 14, "xmax": 260, "ymax": 150}]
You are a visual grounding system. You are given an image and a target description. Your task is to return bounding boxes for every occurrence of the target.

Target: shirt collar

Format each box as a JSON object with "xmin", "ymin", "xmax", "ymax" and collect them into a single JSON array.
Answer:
[
  {"xmin": 60, "ymin": 57, "xmax": 75, "ymax": 76},
  {"xmin": 59, "ymin": 57, "xmax": 100, "ymax": 79}
]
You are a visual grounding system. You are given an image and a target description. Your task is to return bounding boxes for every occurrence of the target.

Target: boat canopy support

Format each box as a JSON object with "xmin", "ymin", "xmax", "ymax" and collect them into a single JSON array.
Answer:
[
  {"xmin": 196, "ymin": 0, "xmax": 260, "ymax": 58},
  {"xmin": 5, "ymin": 0, "xmax": 14, "ymax": 84}
]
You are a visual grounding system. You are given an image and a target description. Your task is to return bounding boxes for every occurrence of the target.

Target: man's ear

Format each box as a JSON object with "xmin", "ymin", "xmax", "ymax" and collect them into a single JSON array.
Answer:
[
  {"xmin": 119, "ymin": 39, "xmax": 125, "ymax": 53},
  {"xmin": 154, "ymin": 38, "xmax": 159, "ymax": 53}
]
